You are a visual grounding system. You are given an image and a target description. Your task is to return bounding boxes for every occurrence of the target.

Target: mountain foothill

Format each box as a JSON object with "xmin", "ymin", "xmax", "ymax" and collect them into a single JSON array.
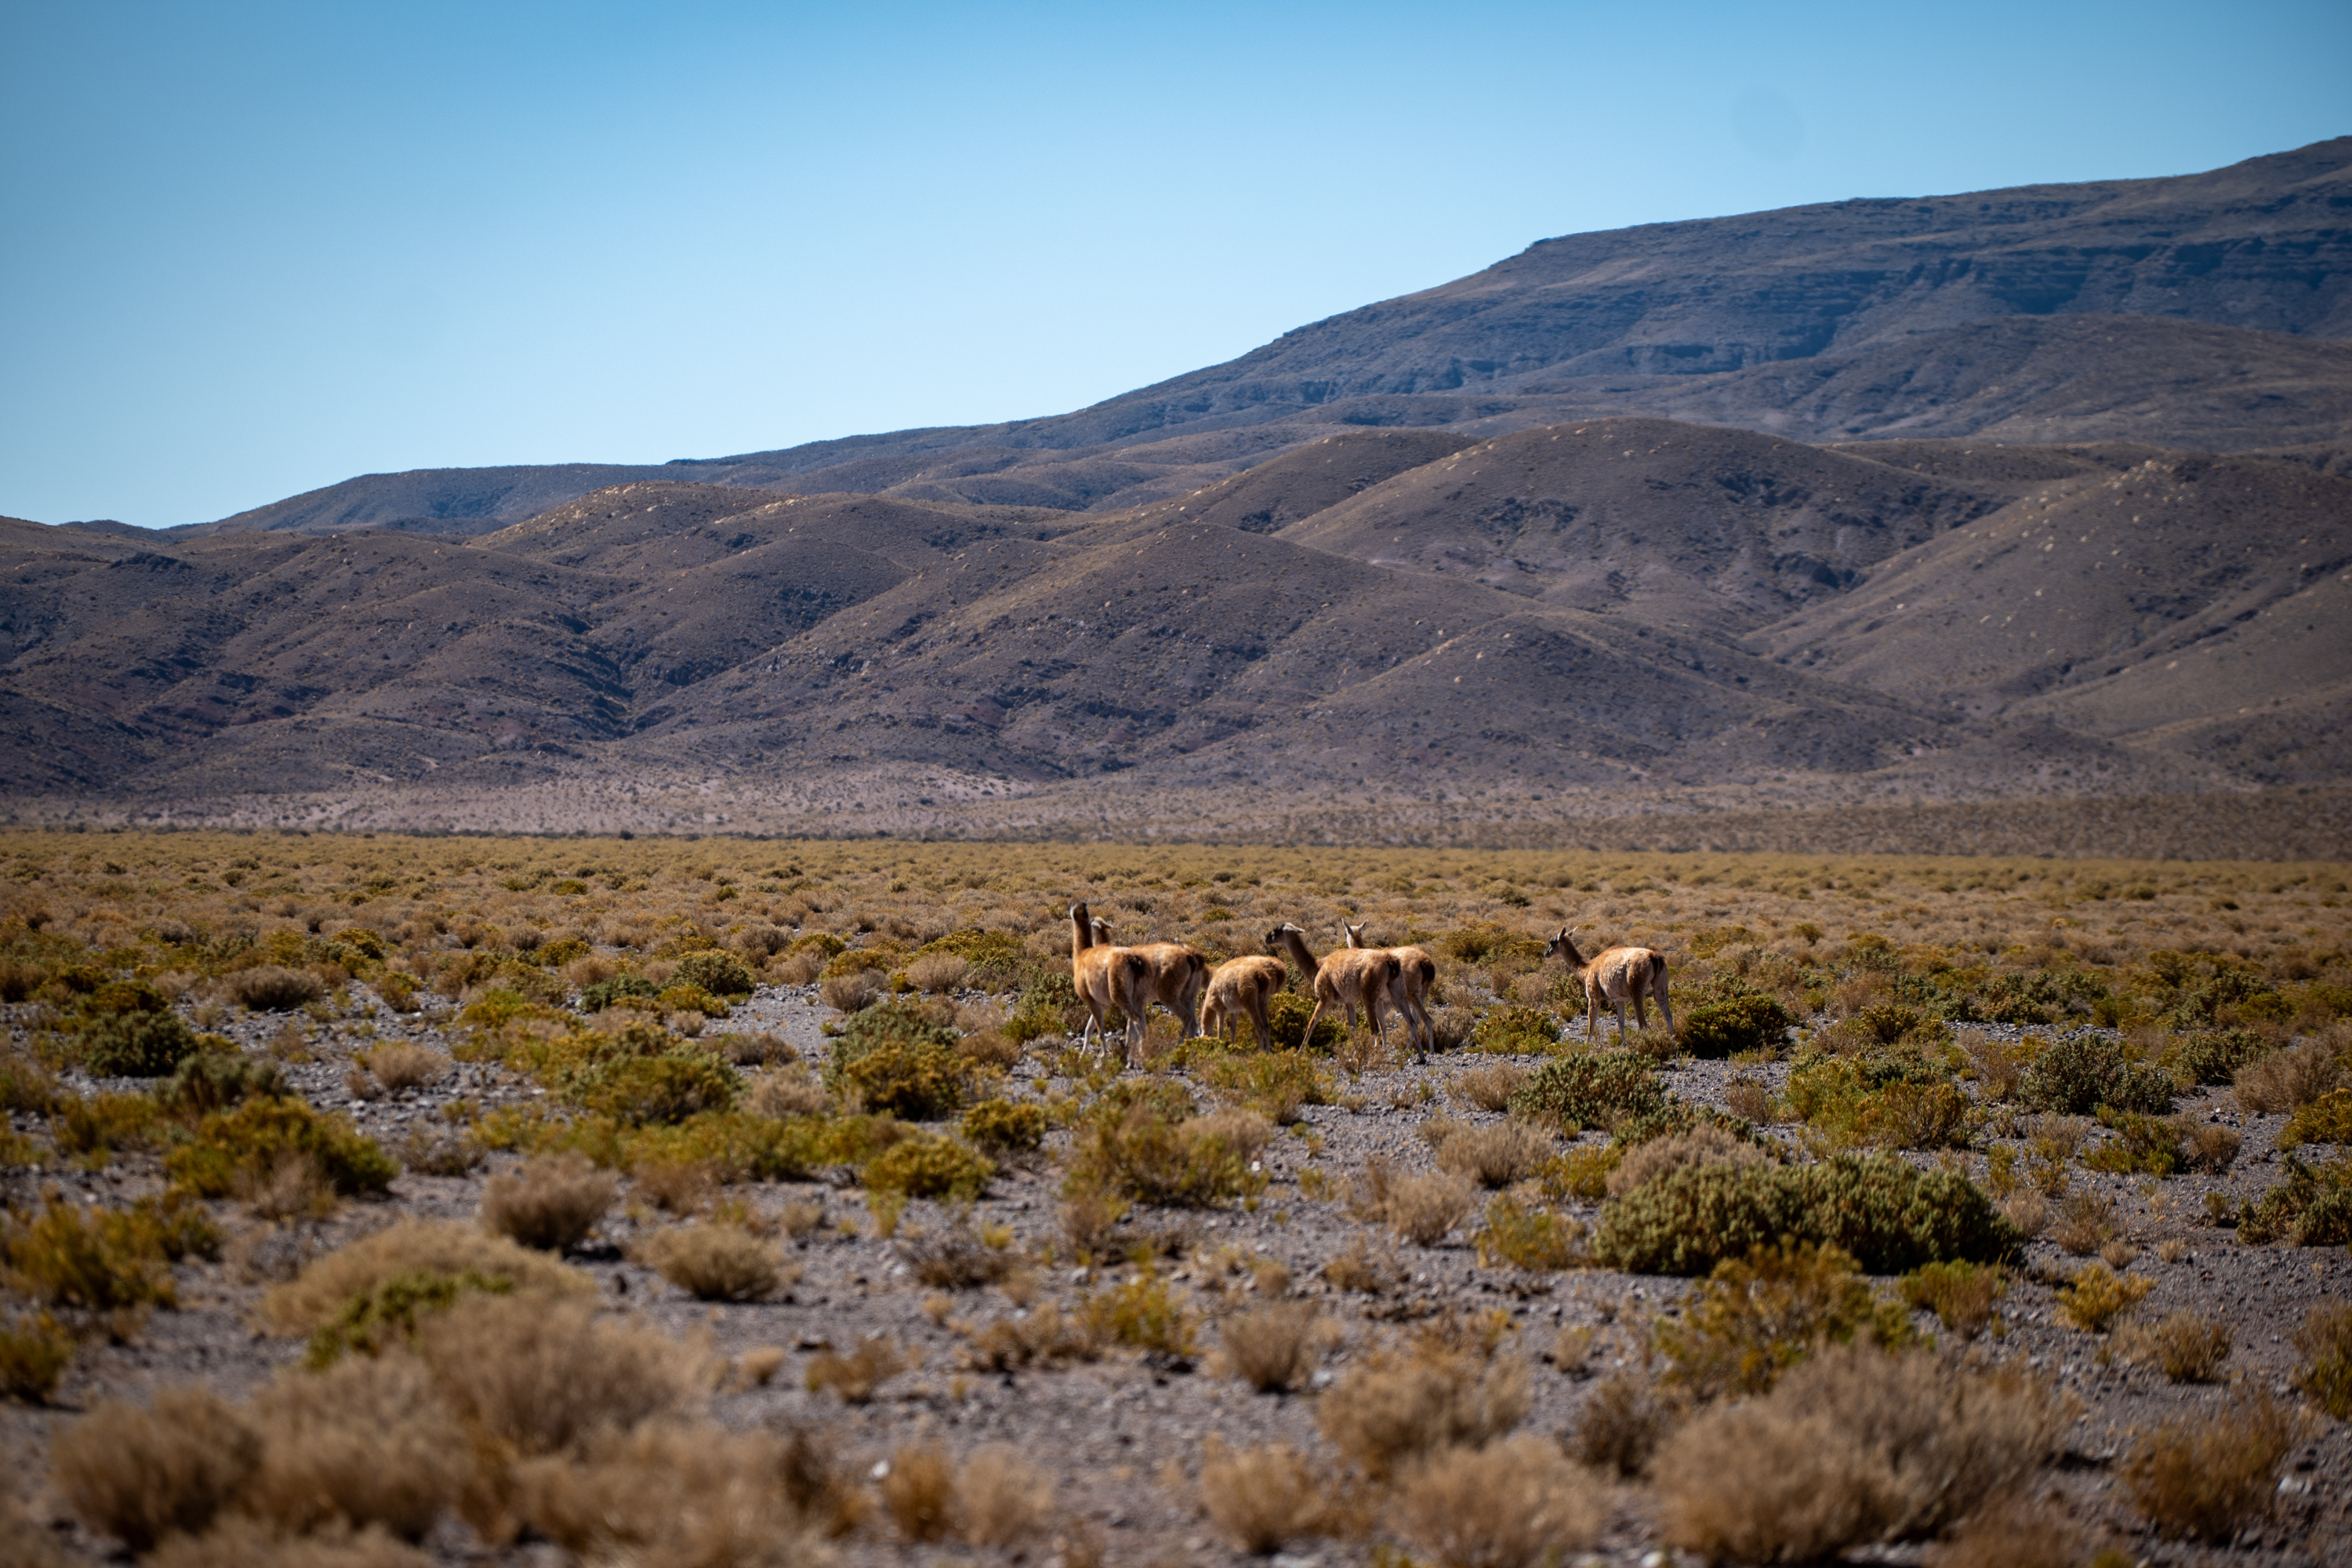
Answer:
[{"xmin": 7, "ymin": 138, "xmax": 2351, "ymax": 840}]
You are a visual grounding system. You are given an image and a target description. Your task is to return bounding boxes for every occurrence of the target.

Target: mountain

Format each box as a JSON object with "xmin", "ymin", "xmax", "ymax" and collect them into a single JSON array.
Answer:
[{"xmin": 151, "ymin": 136, "xmax": 2352, "ymax": 539}]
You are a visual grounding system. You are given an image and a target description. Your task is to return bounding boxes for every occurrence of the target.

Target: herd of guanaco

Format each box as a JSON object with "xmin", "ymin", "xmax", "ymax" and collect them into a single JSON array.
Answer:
[{"xmin": 1065, "ymin": 901, "xmax": 1672, "ymax": 1063}]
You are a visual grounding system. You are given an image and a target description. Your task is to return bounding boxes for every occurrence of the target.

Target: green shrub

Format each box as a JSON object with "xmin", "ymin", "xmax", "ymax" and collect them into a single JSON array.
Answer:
[
  {"xmin": 0, "ymin": 1196, "xmax": 207, "ymax": 1314},
  {"xmin": 1898, "ymin": 1259, "xmax": 2009, "ymax": 1337},
  {"xmin": 579, "ymin": 975, "xmax": 660, "ymax": 1011},
  {"xmin": 1787, "ymin": 1054, "xmax": 1971, "ymax": 1151},
  {"xmin": 1613, "ymin": 1102, "xmax": 1757, "ymax": 1149},
  {"xmin": 1595, "ymin": 1153, "xmax": 2020, "ymax": 1276},
  {"xmin": 2168, "ymin": 1029, "xmax": 2270, "ymax": 1087},
  {"xmin": 50, "ymin": 1091, "xmax": 168, "ymax": 1163},
  {"xmin": 2084, "ymin": 1112, "xmax": 2187, "ymax": 1175},
  {"xmin": 2281, "ymin": 1089, "xmax": 2352, "ymax": 1149},
  {"xmin": 1473, "ymin": 1195, "xmax": 1586, "ymax": 1271},
  {"xmin": 1080, "ymin": 1265, "xmax": 1196, "ymax": 1354},
  {"xmin": 1473, "ymin": 1005, "xmax": 1564, "ymax": 1054},
  {"xmin": 1437, "ymin": 924, "xmax": 1547, "ymax": 965},
  {"xmin": 161, "ymin": 1050, "xmax": 285, "ymax": 1116},
  {"xmin": 75, "ymin": 1008, "xmax": 202, "ymax": 1078},
  {"xmin": 2056, "ymin": 1263, "xmax": 2153, "ymax": 1333},
  {"xmin": 561, "ymin": 1051, "xmax": 741, "ymax": 1125},
  {"xmin": 1063, "ymin": 1080, "xmax": 1267, "ymax": 1208},
  {"xmin": 166, "ymin": 1098, "xmax": 400, "ymax": 1197},
  {"xmin": 1265, "ymin": 991, "xmax": 1341, "ymax": 1052},
  {"xmin": 915, "ymin": 927, "xmax": 1029, "ymax": 988},
  {"xmin": 2292, "ymin": 1301, "xmax": 2352, "ymax": 1418},
  {"xmin": 961, "ymin": 1098, "xmax": 1047, "ymax": 1154},
  {"xmin": 834, "ymin": 1039, "xmax": 968, "ymax": 1120},
  {"xmin": 673, "ymin": 952, "xmax": 755, "ymax": 998},
  {"xmin": 2023, "ymin": 1035, "xmax": 2174, "ymax": 1116},
  {"xmin": 2238, "ymin": 1156, "xmax": 2352, "ymax": 1246},
  {"xmin": 0, "ymin": 1048, "xmax": 60, "ymax": 1115},
  {"xmin": 305, "ymin": 1268, "xmax": 514, "ymax": 1367},
  {"xmin": 829, "ymin": 996, "xmax": 957, "ymax": 1061},
  {"xmin": 1657, "ymin": 1242, "xmax": 1908, "ymax": 1399},
  {"xmin": 653, "ymin": 982, "xmax": 727, "ymax": 1018},
  {"xmin": 1678, "ymin": 994, "xmax": 1795, "ymax": 1058},
  {"xmin": 1507, "ymin": 1052, "xmax": 1668, "ymax": 1131},
  {"xmin": 865, "ymin": 1133, "xmax": 993, "ymax": 1200},
  {"xmin": 1202, "ymin": 1049, "xmax": 1333, "ymax": 1123}
]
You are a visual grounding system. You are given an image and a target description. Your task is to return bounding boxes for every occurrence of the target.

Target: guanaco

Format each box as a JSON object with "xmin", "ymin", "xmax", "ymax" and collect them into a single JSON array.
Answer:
[
  {"xmin": 1268, "ymin": 923, "xmax": 1399, "ymax": 1051},
  {"xmin": 1088, "ymin": 915, "xmax": 1207, "ymax": 1042},
  {"xmin": 1201, "ymin": 954, "xmax": 1287, "ymax": 1051},
  {"xmin": 1340, "ymin": 919, "xmax": 1438, "ymax": 1061},
  {"xmin": 1069, "ymin": 902, "xmax": 1149, "ymax": 1059},
  {"xmin": 1545, "ymin": 927, "xmax": 1673, "ymax": 1044}
]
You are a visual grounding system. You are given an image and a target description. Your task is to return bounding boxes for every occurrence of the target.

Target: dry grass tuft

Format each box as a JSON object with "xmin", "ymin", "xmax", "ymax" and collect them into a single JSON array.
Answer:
[
  {"xmin": 634, "ymin": 1224, "xmax": 793, "ymax": 1302},
  {"xmin": 1923, "ymin": 1498, "xmax": 2094, "ymax": 1568},
  {"xmin": 1450, "ymin": 1062, "xmax": 1530, "ymax": 1112},
  {"xmin": 630, "ymin": 1158, "xmax": 716, "ymax": 1214},
  {"xmin": 1321, "ymin": 1232, "xmax": 1406, "ymax": 1294},
  {"xmin": 2054, "ymin": 1262, "xmax": 2153, "ymax": 1333},
  {"xmin": 2294, "ymin": 1298, "xmax": 2352, "ymax": 1417},
  {"xmin": 2118, "ymin": 1310, "xmax": 2232, "ymax": 1382},
  {"xmin": 2122, "ymin": 1387, "xmax": 2301, "ymax": 1541},
  {"xmin": 52, "ymin": 1386, "xmax": 261, "ymax": 1552},
  {"xmin": 806, "ymin": 1336, "xmax": 909, "ymax": 1403},
  {"xmin": 1388, "ymin": 1432, "xmax": 1609, "ymax": 1568},
  {"xmin": 906, "ymin": 952, "xmax": 970, "ymax": 993},
  {"xmin": 226, "ymin": 966, "xmax": 325, "ymax": 1011},
  {"xmin": 1605, "ymin": 1124, "xmax": 1768, "ymax": 1197},
  {"xmin": 243, "ymin": 1352, "xmax": 467, "ymax": 1540},
  {"xmin": 1998, "ymin": 1189, "xmax": 2050, "ymax": 1239},
  {"xmin": 262, "ymin": 1218, "xmax": 590, "ymax": 1335},
  {"xmin": 897, "ymin": 1224, "xmax": 1014, "ymax": 1290},
  {"xmin": 954, "ymin": 1443, "xmax": 1054, "ymax": 1549},
  {"xmin": 512, "ymin": 1421, "xmax": 823, "ymax": 1564},
  {"xmin": 2234, "ymin": 1041, "xmax": 2342, "ymax": 1113},
  {"xmin": 361, "ymin": 1045, "xmax": 448, "ymax": 1091},
  {"xmin": 747, "ymin": 1067, "xmax": 829, "ymax": 1118},
  {"xmin": 1317, "ymin": 1343, "xmax": 1530, "ymax": 1479},
  {"xmin": 818, "ymin": 968, "xmax": 886, "ymax": 1012},
  {"xmin": 952, "ymin": 1301, "xmax": 1105, "ymax": 1372},
  {"xmin": 1898, "ymin": 1260, "xmax": 2008, "ymax": 1339},
  {"xmin": 479, "ymin": 1155, "xmax": 615, "ymax": 1252},
  {"xmin": 416, "ymin": 1294, "xmax": 703, "ymax": 1457},
  {"xmin": 146, "ymin": 1519, "xmax": 434, "ymax": 1568},
  {"xmin": 1211, "ymin": 1300, "xmax": 1325, "ymax": 1393},
  {"xmin": 1352, "ymin": 1156, "xmax": 1478, "ymax": 1246},
  {"xmin": 2050, "ymin": 1189, "xmax": 2119, "ymax": 1256},
  {"xmin": 1654, "ymin": 1345, "xmax": 2073, "ymax": 1563},
  {"xmin": 1430, "ymin": 1120, "xmax": 1556, "ymax": 1188},
  {"xmin": 1196, "ymin": 1436, "xmax": 1328, "ymax": 1555},
  {"xmin": 880, "ymin": 1441, "xmax": 956, "ymax": 1543},
  {"xmin": 1570, "ymin": 1370, "xmax": 1675, "ymax": 1476}
]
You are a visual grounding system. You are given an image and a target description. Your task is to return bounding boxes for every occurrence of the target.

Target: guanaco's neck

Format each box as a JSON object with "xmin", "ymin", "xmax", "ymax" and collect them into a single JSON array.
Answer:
[{"xmin": 1069, "ymin": 904, "xmax": 1093, "ymax": 956}]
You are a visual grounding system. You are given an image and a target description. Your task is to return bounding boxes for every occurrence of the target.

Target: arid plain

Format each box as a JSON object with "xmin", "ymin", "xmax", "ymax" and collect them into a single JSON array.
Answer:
[{"xmin": 4, "ymin": 829, "xmax": 2351, "ymax": 1567}]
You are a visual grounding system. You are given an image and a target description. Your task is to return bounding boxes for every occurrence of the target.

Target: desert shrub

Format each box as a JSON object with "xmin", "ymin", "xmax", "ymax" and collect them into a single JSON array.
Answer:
[
  {"xmin": 654, "ymin": 982, "xmax": 724, "ymax": 1022},
  {"xmin": 1439, "ymin": 924, "xmax": 1546, "ymax": 966},
  {"xmin": 746, "ymin": 1067, "xmax": 829, "ymax": 1118},
  {"xmin": 1655, "ymin": 1345, "xmax": 2071, "ymax": 1562},
  {"xmin": 2292, "ymin": 1298, "xmax": 2352, "ymax": 1417},
  {"xmin": 877, "ymin": 1440, "xmax": 955, "ymax": 1542},
  {"xmin": 2055, "ymin": 1262, "xmax": 2153, "ymax": 1332},
  {"xmin": 168, "ymin": 1098, "xmax": 399, "ymax": 1197},
  {"xmin": 306, "ymin": 1269, "xmax": 516, "ymax": 1367},
  {"xmin": 0, "ymin": 1046, "xmax": 61, "ymax": 1114},
  {"xmin": 832, "ymin": 1038, "xmax": 968, "ymax": 1120},
  {"xmin": 1390, "ymin": 1432, "xmax": 1608, "ymax": 1568},
  {"xmin": 2, "ymin": 1195, "xmax": 191, "ymax": 1315},
  {"xmin": 162, "ymin": 1050, "xmax": 285, "ymax": 1116},
  {"xmin": 1214, "ymin": 1300, "xmax": 1324, "ymax": 1392},
  {"xmin": 2122, "ymin": 1388, "xmax": 2299, "ymax": 1541},
  {"xmin": 1316, "ymin": 1343, "xmax": 1530, "ymax": 1478},
  {"xmin": 2169, "ymin": 1027, "xmax": 2270, "ymax": 1086},
  {"xmin": 953, "ymin": 1301, "xmax": 1104, "ymax": 1372},
  {"xmin": 1613, "ymin": 1098, "xmax": 1758, "ymax": 1149},
  {"xmin": 905, "ymin": 951, "xmax": 970, "ymax": 993},
  {"xmin": 897, "ymin": 1223, "xmax": 1014, "ymax": 1289},
  {"xmin": 76, "ymin": 1007, "xmax": 204, "ymax": 1078},
  {"xmin": 262, "ymin": 1219, "xmax": 590, "ymax": 1336},
  {"xmin": 1472, "ymin": 1004, "xmax": 1563, "ymax": 1054},
  {"xmin": 1787, "ymin": 1047, "xmax": 1972, "ymax": 1150},
  {"xmin": 635, "ymin": 1224, "xmax": 789, "ymax": 1301},
  {"xmin": 2234, "ymin": 1040, "xmax": 2342, "ymax": 1112},
  {"xmin": 1506, "ymin": 1051, "xmax": 1666, "ymax": 1129},
  {"xmin": 1264, "ymin": 989, "xmax": 1343, "ymax": 1052},
  {"xmin": 362, "ymin": 1045, "xmax": 448, "ymax": 1092},
  {"xmin": 480, "ymin": 1155, "xmax": 615, "ymax": 1251},
  {"xmin": 49, "ymin": 1088, "xmax": 169, "ymax": 1162},
  {"xmin": 1570, "ymin": 1371, "xmax": 1675, "ymax": 1476},
  {"xmin": 579, "ymin": 975, "xmax": 660, "ymax": 1012},
  {"xmin": 2237, "ymin": 1153, "xmax": 2352, "ymax": 1245},
  {"xmin": 243, "ymin": 1352, "xmax": 467, "ymax": 1540},
  {"xmin": 1451, "ymin": 1060, "xmax": 1530, "ymax": 1111},
  {"xmin": 0, "ymin": 1311, "xmax": 74, "ymax": 1401},
  {"xmin": 562, "ymin": 1049, "xmax": 741, "ymax": 1125},
  {"xmin": 2283, "ymin": 1087, "xmax": 2352, "ymax": 1148},
  {"xmin": 227, "ymin": 965, "xmax": 326, "ymax": 1011},
  {"xmin": 960, "ymin": 1096, "xmax": 1046, "ymax": 1154},
  {"xmin": 2083, "ymin": 1110, "xmax": 2188, "ymax": 1174},
  {"xmin": 1472, "ymin": 1194, "xmax": 1586, "ymax": 1270},
  {"xmin": 1064, "ymin": 1081, "xmax": 1265, "ymax": 1208},
  {"xmin": 1430, "ymin": 1118, "xmax": 1555, "ymax": 1187},
  {"xmin": 52, "ymin": 1386, "xmax": 262, "ymax": 1552},
  {"xmin": 807, "ymin": 1336, "xmax": 909, "ymax": 1403},
  {"xmin": 818, "ymin": 967, "xmax": 886, "ymax": 1011},
  {"xmin": 1606, "ymin": 1123, "xmax": 1769, "ymax": 1197},
  {"xmin": 2022, "ymin": 1034, "xmax": 2174, "ymax": 1116},
  {"xmin": 416, "ymin": 1294, "xmax": 702, "ymax": 1455},
  {"xmin": 673, "ymin": 951, "xmax": 754, "ymax": 998},
  {"xmin": 1898, "ymin": 1259, "xmax": 2007, "ymax": 1338},
  {"xmin": 1079, "ymin": 1265, "xmax": 1196, "ymax": 1354},
  {"xmin": 1595, "ymin": 1152, "xmax": 2020, "ymax": 1276},
  {"xmin": 1203, "ymin": 1048, "xmax": 1334, "ymax": 1124},
  {"xmin": 1958, "ymin": 1031, "xmax": 2029, "ymax": 1101},
  {"xmin": 1353, "ymin": 1159, "xmax": 1477, "ymax": 1246},
  {"xmin": 1196, "ymin": 1436, "xmax": 1327, "ymax": 1555},
  {"xmin": 1657, "ymin": 1241, "xmax": 1906, "ymax": 1400},
  {"xmin": 865, "ymin": 1131, "xmax": 993, "ymax": 1199},
  {"xmin": 1679, "ymin": 993, "xmax": 1794, "ymax": 1058},
  {"xmin": 2119, "ymin": 1310, "xmax": 2232, "ymax": 1382}
]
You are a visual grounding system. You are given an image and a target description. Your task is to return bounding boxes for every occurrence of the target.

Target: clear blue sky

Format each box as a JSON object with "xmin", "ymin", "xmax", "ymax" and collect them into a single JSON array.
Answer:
[{"xmin": 4, "ymin": 2, "xmax": 2347, "ymax": 528}]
